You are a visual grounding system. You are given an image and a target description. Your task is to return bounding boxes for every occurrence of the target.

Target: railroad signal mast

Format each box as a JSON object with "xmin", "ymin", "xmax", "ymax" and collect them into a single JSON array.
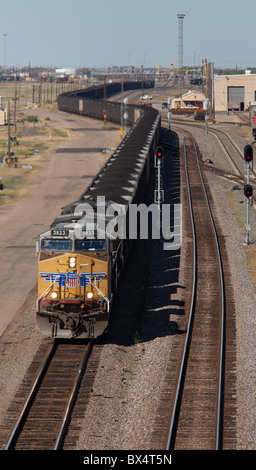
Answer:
[
  {"xmin": 244, "ymin": 144, "xmax": 253, "ymax": 167},
  {"xmin": 154, "ymin": 146, "xmax": 164, "ymax": 209},
  {"xmin": 243, "ymin": 144, "xmax": 253, "ymax": 245}
]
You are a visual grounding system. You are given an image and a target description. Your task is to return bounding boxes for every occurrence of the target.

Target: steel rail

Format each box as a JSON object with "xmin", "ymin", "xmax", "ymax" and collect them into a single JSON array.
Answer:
[
  {"xmin": 166, "ymin": 130, "xmax": 225, "ymax": 450},
  {"xmin": 166, "ymin": 116, "xmax": 256, "ymax": 180},
  {"xmin": 5, "ymin": 341, "xmax": 56, "ymax": 450},
  {"xmin": 165, "ymin": 136, "xmax": 197, "ymax": 450},
  {"xmin": 5, "ymin": 340, "xmax": 93, "ymax": 450},
  {"xmin": 54, "ymin": 340, "xmax": 93, "ymax": 450},
  {"xmin": 192, "ymin": 135, "xmax": 225, "ymax": 450},
  {"xmin": 172, "ymin": 121, "xmax": 256, "ymax": 209}
]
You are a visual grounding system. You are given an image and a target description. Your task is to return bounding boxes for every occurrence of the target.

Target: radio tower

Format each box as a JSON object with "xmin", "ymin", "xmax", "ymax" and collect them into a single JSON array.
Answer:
[{"xmin": 177, "ymin": 14, "xmax": 185, "ymax": 69}]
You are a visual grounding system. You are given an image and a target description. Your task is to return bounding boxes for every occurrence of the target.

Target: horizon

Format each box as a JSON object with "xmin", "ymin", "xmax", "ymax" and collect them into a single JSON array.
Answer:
[{"xmin": 1, "ymin": 1, "xmax": 256, "ymax": 71}]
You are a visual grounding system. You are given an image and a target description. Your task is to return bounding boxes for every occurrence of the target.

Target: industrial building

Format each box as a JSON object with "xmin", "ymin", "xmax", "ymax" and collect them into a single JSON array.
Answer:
[
  {"xmin": 171, "ymin": 90, "xmax": 205, "ymax": 109},
  {"xmin": 214, "ymin": 70, "xmax": 256, "ymax": 112}
]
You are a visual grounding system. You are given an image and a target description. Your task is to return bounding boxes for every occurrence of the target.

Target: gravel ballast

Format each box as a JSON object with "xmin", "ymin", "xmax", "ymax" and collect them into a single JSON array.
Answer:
[{"xmin": 0, "ymin": 113, "xmax": 255, "ymax": 450}]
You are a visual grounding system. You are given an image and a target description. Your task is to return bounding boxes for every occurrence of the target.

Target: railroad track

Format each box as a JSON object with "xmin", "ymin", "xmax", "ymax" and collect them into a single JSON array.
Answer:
[
  {"xmin": 1, "ymin": 114, "xmax": 238, "ymax": 451},
  {"xmin": 164, "ymin": 116, "xmax": 256, "ymax": 183},
  {"xmin": 205, "ymin": 126, "xmax": 256, "ymax": 179},
  {"xmin": 162, "ymin": 127, "xmax": 233, "ymax": 450},
  {"xmin": 4, "ymin": 340, "xmax": 94, "ymax": 450}
]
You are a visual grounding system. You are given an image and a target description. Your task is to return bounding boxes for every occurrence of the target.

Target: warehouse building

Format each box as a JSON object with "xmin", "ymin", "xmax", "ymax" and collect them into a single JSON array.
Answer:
[{"xmin": 214, "ymin": 70, "xmax": 256, "ymax": 112}]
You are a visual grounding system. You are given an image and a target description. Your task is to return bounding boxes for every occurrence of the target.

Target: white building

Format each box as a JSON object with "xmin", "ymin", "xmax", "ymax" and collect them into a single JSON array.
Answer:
[
  {"xmin": 0, "ymin": 108, "xmax": 8, "ymax": 125},
  {"xmin": 214, "ymin": 70, "xmax": 256, "ymax": 112},
  {"xmin": 171, "ymin": 90, "xmax": 206, "ymax": 109},
  {"xmin": 55, "ymin": 68, "xmax": 76, "ymax": 77}
]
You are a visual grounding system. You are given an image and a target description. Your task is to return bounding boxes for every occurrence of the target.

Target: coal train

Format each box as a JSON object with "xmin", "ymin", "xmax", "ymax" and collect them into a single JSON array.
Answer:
[{"xmin": 36, "ymin": 81, "xmax": 161, "ymax": 339}]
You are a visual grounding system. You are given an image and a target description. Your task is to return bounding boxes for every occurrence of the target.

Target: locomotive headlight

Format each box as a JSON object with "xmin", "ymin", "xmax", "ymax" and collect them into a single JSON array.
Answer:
[
  {"xmin": 69, "ymin": 257, "xmax": 76, "ymax": 268},
  {"xmin": 86, "ymin": 291, "xmax": 94, "ymax": 299},
  {"xmin": 51, "ymin": 291, "xmax": 58, "ymax": 299}
]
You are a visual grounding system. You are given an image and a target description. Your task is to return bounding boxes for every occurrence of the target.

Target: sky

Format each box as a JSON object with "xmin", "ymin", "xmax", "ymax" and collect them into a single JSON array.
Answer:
[{"xmin": 1, "ymin": 0, "xmax": 256, "ymax": 70}]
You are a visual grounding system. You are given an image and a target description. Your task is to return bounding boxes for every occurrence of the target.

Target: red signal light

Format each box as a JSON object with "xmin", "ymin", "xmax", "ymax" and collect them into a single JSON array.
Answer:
[
  {"xmin": 156, "ymin": 146, "xmax": 164, "ymax": 159},
  {"xmin": 244, "ymin": 184, "xmax": 253, "ymax": 198}
]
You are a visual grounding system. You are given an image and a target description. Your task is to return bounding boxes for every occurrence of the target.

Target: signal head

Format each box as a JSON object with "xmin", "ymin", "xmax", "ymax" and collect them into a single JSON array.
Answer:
[
  {"xmin": 244, "ymin": 145, "xmax": 253, "ymax": 163},
  {"xmin": 244, "ymin": 184, "xmax": 253, "ymax": 198},
  {"xmin": 156, "ymin": 146, "xmax": 164, "ymax": 159}
]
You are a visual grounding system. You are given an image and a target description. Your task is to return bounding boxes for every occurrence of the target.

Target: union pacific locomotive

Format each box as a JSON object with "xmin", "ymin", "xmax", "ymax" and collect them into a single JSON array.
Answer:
[
  {"xmin": 36, "ymin": 83, "xmax": 161, "ymax": 338},
  {"xmin": 36, "ymin": 207, "xmax": 120, "ymax": 338}
]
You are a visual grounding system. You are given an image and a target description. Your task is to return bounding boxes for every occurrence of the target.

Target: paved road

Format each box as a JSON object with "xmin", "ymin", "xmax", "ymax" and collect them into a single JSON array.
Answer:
[{"xmin": 0, "ymin": 108, "xmax": 120, "ymax": 337}]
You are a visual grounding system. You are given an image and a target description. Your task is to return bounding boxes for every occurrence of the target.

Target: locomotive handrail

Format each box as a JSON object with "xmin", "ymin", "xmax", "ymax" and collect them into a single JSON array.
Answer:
[
  {"xmin": 37, "ymin": 280, "xmax": 55, "ymax": 303},
  {"xmin": 87, "ymin": 278, "xmax": 110, "ymax": 311}
]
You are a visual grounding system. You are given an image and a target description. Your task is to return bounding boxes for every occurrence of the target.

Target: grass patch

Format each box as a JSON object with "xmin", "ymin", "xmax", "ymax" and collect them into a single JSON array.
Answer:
[
  {"xmin": 51, "ymin": 129, "xmax": 69, "ymax": 138},
  {"xmin": 133, "ymin": 331, "xmax": 142, "ymax": 344},
  {"xmin": 26, "ymin": 115, "xmax": 38, "ymax": 123},
  {"xmin": 225, "ymin": 188, "xmax": 256, "ymax": 291},
  {"xmin": 0, "ymin": 113, "xmax": 71, "ymax": 206},
  {"xmin": 225, "ymin": 190, "xmax": 244, "ymax": 230}
]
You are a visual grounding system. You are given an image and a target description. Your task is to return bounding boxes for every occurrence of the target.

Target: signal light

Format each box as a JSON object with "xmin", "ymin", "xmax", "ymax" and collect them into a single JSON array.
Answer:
[
  {"xmin": 156, "ymin": 146, "xmax": 164, "ymax": 158},
  {"xmin": 244, "ymin": 184, "xmax": 253, "ymax": 198},
  {"xmin": 86, "ymin": 292, "xmax": 94, "ymax": 299},
  {"xmin": 244, "ymin": 145, "xmax": 253, "ymax": 163}
]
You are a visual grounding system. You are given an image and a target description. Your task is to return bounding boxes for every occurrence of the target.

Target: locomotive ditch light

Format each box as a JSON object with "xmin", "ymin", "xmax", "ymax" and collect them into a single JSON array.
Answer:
[
  {"xmin": 244, "ymin": 184, "xmax": 253, "ymax": 198},
  {"xmin": 244, "ymin": 144, "xmax": 253, "ymax": 163},
  {"xmin": 51, "ymin": 292, "xmax": 58, "ymax": 299},
  {"xmin": 86, "ymin": 292, "xmax": 94, "ymax": 299}
]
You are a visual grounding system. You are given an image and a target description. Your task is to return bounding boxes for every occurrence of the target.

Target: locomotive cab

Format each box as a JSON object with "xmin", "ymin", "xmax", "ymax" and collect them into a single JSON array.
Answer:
[{"xmin": 36, "ymin": 222, "xmax": 112, "ymax": 338}]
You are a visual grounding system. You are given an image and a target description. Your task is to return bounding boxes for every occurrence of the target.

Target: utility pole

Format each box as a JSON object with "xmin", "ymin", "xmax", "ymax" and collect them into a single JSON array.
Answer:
[
  {"xmin": 3, "ymin": 34, "xmax": 7, "ymax": 74},
  {"xmin": 7, "ymin": 100, "xmax": 10, "ymax": 158},
  {"xmin": 205, "ymin": 58, "xmax": 208, "ymax": 99},
  {"xmin": 103, "ymin": 76, "xmax": 107, "ymax": 125},
  {"xmin": 14, "ymin": 82, "xmax": 17, "ymax": 137}
]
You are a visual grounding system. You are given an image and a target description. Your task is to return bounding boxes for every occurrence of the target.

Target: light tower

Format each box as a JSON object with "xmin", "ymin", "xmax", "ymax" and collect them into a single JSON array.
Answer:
[{"xmin": 177, "ymin": 14, "xmax": 185, "ymax": 69}]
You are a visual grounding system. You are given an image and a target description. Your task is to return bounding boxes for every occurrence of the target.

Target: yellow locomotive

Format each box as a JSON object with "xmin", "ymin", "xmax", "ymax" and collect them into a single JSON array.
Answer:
[{"xmin": 36, "ymin": 200, "xmax": 127, "ymax": 339}]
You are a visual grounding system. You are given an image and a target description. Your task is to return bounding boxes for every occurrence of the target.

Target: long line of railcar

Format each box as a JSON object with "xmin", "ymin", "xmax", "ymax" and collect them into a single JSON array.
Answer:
[{"xmin": 36, "ymin": 81, "xmax": 161, "ymax": 339}]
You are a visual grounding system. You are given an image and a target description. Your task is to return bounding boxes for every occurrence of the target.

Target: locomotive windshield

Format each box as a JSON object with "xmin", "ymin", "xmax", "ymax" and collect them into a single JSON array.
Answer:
[
  {"xmin": 75, "ymin": 240, "xmax": 106, "ymax": 251},
  {"xmin": 41, "ymin": 239, "xmax": 72, "ymax": 252}
]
